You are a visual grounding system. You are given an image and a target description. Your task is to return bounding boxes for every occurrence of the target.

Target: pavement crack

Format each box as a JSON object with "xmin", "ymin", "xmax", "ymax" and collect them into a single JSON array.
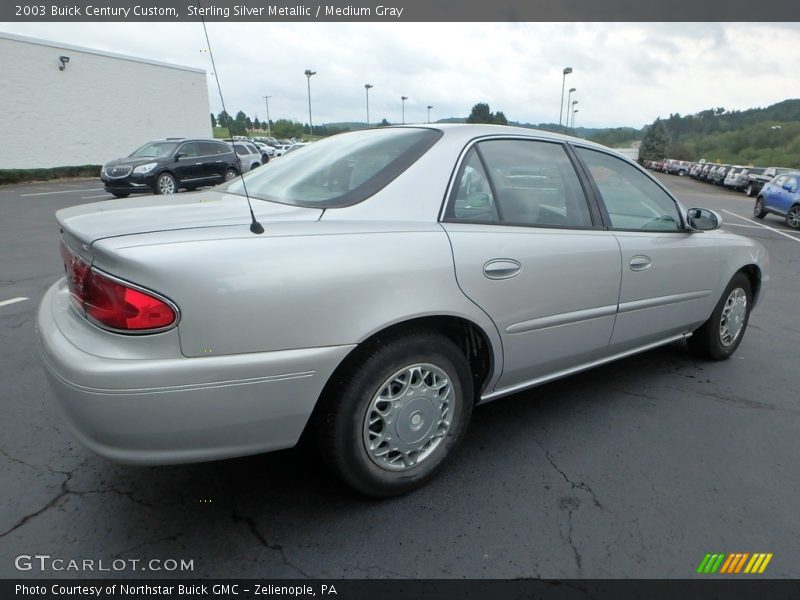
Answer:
[
  {"xmin": 0, "ymin": 465, "xmax": 76, "ymax": 538},
  {"xmin": 537, "ymin": 442, "xmax": 603, "ymax": 509},
  {"xmin": 231, "ymin": 509, "xmax": 311, "ymax": 577}
]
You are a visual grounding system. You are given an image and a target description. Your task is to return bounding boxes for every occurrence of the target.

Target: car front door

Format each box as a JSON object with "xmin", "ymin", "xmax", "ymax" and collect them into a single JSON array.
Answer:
[
  {"xmin": 442, "ymin": 139, "xmax": 622, "ymax": 392},
  {"xmin": 573, "ymin": 146, "xmax": 723, "ymax": 350}
]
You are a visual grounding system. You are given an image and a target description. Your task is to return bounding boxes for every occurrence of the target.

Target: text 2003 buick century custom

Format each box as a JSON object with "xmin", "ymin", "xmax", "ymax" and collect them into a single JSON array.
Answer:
[{"xmin": 38, "ymin": 125, "xmax": 768, "ymax": 496}]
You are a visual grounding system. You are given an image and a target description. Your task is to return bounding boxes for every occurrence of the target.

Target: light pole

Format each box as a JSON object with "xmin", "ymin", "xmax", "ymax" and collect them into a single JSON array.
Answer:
[
  {"xmin": 566, "ymin": 87, "xmax": 576, "ymax": 124},
  {"xmin": 304, "ymin": 69, "xmax": 316, "ymax": 136},
  {"xmin": 769, "ymin": 125, "xmax": 782, "ymax": 164},
  {"xmin": 262, "ymin": 95, "xmax": 272, "ymax": 136},
  {"xmin": 365, "ymin": 84, "xmax": 373, "ymax": 127},
  {"xmin": 573, "ymin": 109, "xmax": 579, "ymax": 129},
  {"xmin": 427, "ymin": 105, "xmax": 433, "ymax": 124},
  {"xmin": 571, "ymin": 100, "xmax": 578, "ymax": 128},
  {"xmin": 401, "ymin": 96, "xmax": 408, "ymax": 124},
  {"xmin": 559, "ymin": 67, "xmax": 573, "ymax": 127}
]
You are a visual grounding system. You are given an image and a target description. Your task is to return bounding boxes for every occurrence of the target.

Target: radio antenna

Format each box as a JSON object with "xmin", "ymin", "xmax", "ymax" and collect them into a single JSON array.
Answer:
[{"xmin": 200, "ymin": 12, "xmax": 264, "ymax": 234}]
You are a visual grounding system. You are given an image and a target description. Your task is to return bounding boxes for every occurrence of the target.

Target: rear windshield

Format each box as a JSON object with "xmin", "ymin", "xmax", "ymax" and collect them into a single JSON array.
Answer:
[{"xmin": 219, "ymin": 127, "xmax": 441, "ymax": 208}]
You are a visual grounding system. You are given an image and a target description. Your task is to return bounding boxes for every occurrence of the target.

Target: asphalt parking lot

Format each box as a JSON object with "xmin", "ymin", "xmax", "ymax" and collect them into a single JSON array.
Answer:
[{"xmin": 0, "ymin": 174, "xmax": 798, "ymax": 579}]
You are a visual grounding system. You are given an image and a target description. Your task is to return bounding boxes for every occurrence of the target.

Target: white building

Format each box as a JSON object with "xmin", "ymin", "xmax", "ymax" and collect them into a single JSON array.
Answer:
[{"xmin": 0, "ymin": 32, "xmax": 211, "ymax": 169}]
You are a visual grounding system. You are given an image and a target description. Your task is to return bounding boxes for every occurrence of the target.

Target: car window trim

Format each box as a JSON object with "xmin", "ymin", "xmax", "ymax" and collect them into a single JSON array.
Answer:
[
  {"xmin": 569, "ymin": 143, "xmax": 690, "ymax": 232},
  {"xmin": 440, "ymin": 135, "xmax": 605, "ymax": 231}
]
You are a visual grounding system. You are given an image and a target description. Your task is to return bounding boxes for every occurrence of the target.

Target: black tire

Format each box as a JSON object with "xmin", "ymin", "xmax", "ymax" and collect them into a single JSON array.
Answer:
[
  {"xmin": 224, "ymin": 169, "xmax": 238, "ymax": 182},
  {"xmin": 111, "ymin": 192, "xmax": 129, "ymax": 198},
  {"xmin": 314, "ymin": 330, "xmax": 473, "ymax": 497},
  {"xmin": 753, "ymin": 197, "xmax": 767, "ymax": 219},
  {"xmin": 687, "ymin": 273, "xmax": 752, "ymax": 361},
  {"xmin": 261, "ymin": 154, "xmax": 270, "ymax": 164},
  {"xmin": 786, "ymin": 205, "xmax": 800, "ymax": 230},
  {"xmin": 154, "ymin": 172, "xmax": 177, "ymax": 195}
]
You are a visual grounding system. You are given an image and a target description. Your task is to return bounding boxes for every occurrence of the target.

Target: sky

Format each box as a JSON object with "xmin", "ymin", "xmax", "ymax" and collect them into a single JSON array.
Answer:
[{"xmin": 2, "ymin": 21, "xmax": 799, "ymax": 129}]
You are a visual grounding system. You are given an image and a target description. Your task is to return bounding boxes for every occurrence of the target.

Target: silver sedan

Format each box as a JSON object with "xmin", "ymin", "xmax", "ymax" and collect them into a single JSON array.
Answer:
[{"xmin": 37, "ymin": 124, "xmax": 768, "ymax": 496}]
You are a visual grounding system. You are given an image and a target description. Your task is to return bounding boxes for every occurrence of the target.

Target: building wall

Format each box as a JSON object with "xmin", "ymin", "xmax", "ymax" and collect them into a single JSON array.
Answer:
[{"xmin": 0, "ymin": 33, "xmax": 210, "ymax": 169}]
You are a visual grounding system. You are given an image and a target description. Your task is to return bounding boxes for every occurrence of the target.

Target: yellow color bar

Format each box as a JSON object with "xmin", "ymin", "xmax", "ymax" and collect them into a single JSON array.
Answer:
[
  {"xmin": 744, "ymin": 554, "xmax": 761, "ymax": 573},
  {"xmin": 758, "ymin": 553, "xmax": 773, "ymax": 573}
]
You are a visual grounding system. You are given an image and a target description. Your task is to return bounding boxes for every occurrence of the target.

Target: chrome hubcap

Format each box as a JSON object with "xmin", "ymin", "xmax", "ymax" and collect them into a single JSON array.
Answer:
[
  {"xmin": 719, "ymin": 288, "xmax": 747, "ymax": 347},
  {"xmin": 159, "ymin": 176, "xmax": 175, "ymax": 194},
  {"xmin": 789, "ymin": 209, "xmax": 800, "ymax": 228},
  {"xmin": 363, "ymin": 363, "xmax": 454, "ymax": 471},
  {"xmin": 225, "ymin": 170, "xmax": 236, "ymax": 181}
]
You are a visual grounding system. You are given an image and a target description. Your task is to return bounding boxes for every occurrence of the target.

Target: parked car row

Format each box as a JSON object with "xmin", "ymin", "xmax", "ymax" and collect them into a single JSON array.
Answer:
[
  {"xmin": 100, "ymin": 136, "xmax": 314, "ymax": 197},
  {"xmin": 643, "ymin": 158, "xmax": 800, "ymax": 230}
]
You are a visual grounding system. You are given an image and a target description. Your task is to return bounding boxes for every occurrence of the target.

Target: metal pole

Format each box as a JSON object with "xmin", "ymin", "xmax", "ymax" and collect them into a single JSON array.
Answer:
[
  {"xmin": 571, "ymin": 100, "xmax": 578, "ymax": 128},
  {"xmin": 263, "ymin": 95, "xmax": 272, "ymax": 136},
  {"xmin": 365, "ymin": 84, "xmax": 373, "ymax": 127},
  {"xmin": 427, "ymin": 105, "xmax": 433, "ymax": 124},
  {"xmin": 401, "ymin": 96, "xmax": 408, "ymax": 124},
  {"xmin": 572, "ymin": 109, "xmax": 579, "ymax": 129},
  {"xmin": 559, "ymin": 67, "xmax": 572, "ymax": 127},
  {"xmin": 304, "ymin": 70, "xmax": 316, "ymax": 136}
]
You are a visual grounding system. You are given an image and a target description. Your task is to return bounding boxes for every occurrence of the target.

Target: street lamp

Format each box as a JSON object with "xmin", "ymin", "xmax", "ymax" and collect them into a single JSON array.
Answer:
[
  {"xmin": 573, "ymin": 109, "xmax": 579, "ymax": 129},
  {"xmin": 427, "ymin": 105, "xmax": 433, "ymax": 124},
  {"xmin": 769, "ymin": 125, "xmax": 782, "ymax": 164},
  {"xmin": 566, "ymin": 87, "xmax": 576, "ymax": 124},
  {"xmin": 401, "ymin": 96, "xmax": 408, "ymax": 124},
  {"xmin": 571, "ymin": 100, "xmax": 578, "ymax": 128},
  {"xmin": 559, "ymin": 67, "xmax": 573, "ymax": 127},
  {"xmin": 365, "ymin": 84, "xmax": 373, "ymax": 127},
  {"xmin": 262, "ymin": 95, "xmax": 272, "ymax": 136},
  {"xmin": 304, "ymin": 69, "xmax": 316, "ymax": 136}
]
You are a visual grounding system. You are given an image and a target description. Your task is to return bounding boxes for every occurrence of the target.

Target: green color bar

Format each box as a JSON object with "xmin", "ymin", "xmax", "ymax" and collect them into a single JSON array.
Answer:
[
  {"xmin": 710, "ymin": 554, "xmax": 726, "ymax": 573},
  {"xmin": 697, "ymin": 554, "xmax": 712, "ymax": 573}
]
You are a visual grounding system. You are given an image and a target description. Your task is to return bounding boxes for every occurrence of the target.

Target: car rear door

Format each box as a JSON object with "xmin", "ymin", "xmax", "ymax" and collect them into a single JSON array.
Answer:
[
  {"xmin": 441, "ymin": 138, "xmax": 622, "ymax": 391},
  {"xmin": 573, "ymin": 146, "xmax": 722, "ymax": 350}
]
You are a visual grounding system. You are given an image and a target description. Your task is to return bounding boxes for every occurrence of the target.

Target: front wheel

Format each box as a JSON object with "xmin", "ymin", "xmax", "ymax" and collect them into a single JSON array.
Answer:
[
  {"xmin": 223, "ymin": 168, "xmax": 238, "ymax": 181},
  {"xmin": 753, "ymin": 197, "xmax": 767, "ymax": 219},
  {"xmin": 154, "ymin": 172, "xmax": 177, "ymax": 195},
  {"xmin": 687, "ymin": 273, "xmax": 752, "ymax": 361},
  {"xmin": 786, "ymin": 205, "xmax": 800, "ymax": 230},
  {"xmin": 315, "ymin": 331, "xmax": 473, "ymax": 497}
]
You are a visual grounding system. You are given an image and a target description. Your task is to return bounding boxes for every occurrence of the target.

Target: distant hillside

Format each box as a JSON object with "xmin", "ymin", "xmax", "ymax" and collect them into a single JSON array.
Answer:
[{"xmin": 654, "ymin": 99, "xmax": 800, "ymax": 167}]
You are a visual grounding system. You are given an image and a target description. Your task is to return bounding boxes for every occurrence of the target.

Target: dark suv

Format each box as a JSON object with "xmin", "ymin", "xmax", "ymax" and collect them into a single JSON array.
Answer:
[{"xmin": 101, "ymin": 138, "xmax": 240, "ymax": 197}]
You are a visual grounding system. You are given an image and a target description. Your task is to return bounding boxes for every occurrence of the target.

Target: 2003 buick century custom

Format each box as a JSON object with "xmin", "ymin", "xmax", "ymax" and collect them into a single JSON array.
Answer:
[{"xmin": 37, "ymin": 125, "xmax": 768, "ymax": 496}]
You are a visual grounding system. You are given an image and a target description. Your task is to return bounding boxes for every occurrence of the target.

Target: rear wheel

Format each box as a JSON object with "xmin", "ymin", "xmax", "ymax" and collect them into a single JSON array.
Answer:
[
  {"xmin": 687, "ymin": 273, "xmax": 752, "ymax": 361},
  {"xmin": 753, "ymin": 197, "xmax": 767, "ymax": 219},
  {"xmin": 315, "ymin": 331, "xmax": 473, "ymax": 497},
  {"xmin": 786, "ymin": 205, "xmax": 800, "ymax": 230},
  {"xmin": 224, "ymin": 169, "xmax": 238, "ymax": 181},
  {"xmin": 154, "ymin": 172, "xmax": 177, "ymax": 195}
]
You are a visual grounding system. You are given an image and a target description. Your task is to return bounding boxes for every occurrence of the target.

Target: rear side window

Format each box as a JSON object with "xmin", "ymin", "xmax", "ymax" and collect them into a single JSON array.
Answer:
[
  {"xmin": 446, "ymin": 139, "xmax": 593, "ymax": 228},
  {"xmin": 576, "ymin": 147, "xmax": 682, "ymax": 231},
  {"xmin": 222, "ymin": 128, "xmax": 441, "ymax": 208}
]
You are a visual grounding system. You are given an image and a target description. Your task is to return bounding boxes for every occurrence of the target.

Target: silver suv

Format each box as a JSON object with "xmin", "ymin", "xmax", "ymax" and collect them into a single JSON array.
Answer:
[{"xmin": 226, "ymin": 141, "xmax": 262, "ymax": 172}]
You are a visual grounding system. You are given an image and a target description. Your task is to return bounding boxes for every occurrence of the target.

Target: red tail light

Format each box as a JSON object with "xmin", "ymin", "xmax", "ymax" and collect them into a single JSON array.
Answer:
[{"xmin": 60, "ymin": 241, "xmax": 177, "ymax": 332}]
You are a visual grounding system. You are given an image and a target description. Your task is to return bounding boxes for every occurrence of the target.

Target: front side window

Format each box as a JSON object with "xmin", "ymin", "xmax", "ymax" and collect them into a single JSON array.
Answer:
[
  {"xmin": 576, "ymin": 147, "xmax": 682, "ymax": 231},
  {"xmin": 446, "ymin": 139, "xmax": 593, "ymax": 228},
  {"xmin": 221, "ymin": 128, "xmax": 441, "ymax": 208}
]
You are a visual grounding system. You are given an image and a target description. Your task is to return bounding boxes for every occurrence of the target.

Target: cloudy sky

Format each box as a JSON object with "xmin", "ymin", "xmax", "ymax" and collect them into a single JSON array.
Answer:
[{"xmin": 2, "ymin": 21, "xmax": 798, "ymax": 129}]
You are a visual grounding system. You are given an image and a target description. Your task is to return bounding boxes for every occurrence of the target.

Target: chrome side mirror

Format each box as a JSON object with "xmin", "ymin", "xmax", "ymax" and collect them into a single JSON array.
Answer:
[{"xmin": 687, "ymin": 208, "xmax": 721, "ymax": 231}]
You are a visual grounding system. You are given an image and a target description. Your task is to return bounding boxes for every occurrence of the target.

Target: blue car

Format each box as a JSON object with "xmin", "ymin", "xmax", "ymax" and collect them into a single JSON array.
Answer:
[{"xmin": 754, "ymin": 171, "xmax": 800, "ymax": 229}]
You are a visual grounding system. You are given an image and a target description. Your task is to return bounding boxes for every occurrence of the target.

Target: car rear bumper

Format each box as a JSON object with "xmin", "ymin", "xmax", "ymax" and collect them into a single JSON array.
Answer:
[{"xmin": 36, "ymin": 281, "xmax": 354, "ymax": 464}]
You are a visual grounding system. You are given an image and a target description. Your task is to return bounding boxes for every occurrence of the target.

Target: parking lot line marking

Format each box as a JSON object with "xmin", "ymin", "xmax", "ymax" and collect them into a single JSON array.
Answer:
[
  {"xmin": 19, "ymin": 188, "xmax": 102, "ymax": 197},
  {"xmin": 0, "ymin": 297, "xmax": 28, "ymax": 307},
  {"xmin": 722, "ymin": 210, "xmax": 800, "ymax": 243},
  {"xmin": 81, "ymin": 194, "xmax": 111, "ymax": 199},
  {"xmin": 723, "ymin": 223, "xmax": 762, "ymax": 230}
]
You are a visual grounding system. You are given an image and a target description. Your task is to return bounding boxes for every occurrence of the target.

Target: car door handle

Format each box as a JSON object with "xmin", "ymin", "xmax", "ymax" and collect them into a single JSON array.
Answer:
[
  {"xmin": 629, "ymin": 255, "xmax": 652, "ymax": 271},
  {"xmin": 483, "ymin": 259, "xmax": 521, "ymax": 280}
]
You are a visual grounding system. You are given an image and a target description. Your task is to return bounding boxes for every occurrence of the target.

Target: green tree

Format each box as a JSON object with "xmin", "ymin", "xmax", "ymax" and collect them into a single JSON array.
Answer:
[
  {"xmin": 378, "ymin": 118, "xmax": 391, "ymax": 127},
  {"xmin": 253, "ymin": 117, "xmax": 261, "ymax": 130},
  {"xmin": 217, "ymin": 110, "xmax": 231, "ymax": 128},
  {"xmin": 639, "ymin": 119, "xmax": 670, "ymax": 162},
  {"xmin": 210, "ymin": 112, "xmax": 217, "ymax": 128},
  {"xmin": 467, "ymin": 103, "xmax": 508, "ymax": 125}
]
